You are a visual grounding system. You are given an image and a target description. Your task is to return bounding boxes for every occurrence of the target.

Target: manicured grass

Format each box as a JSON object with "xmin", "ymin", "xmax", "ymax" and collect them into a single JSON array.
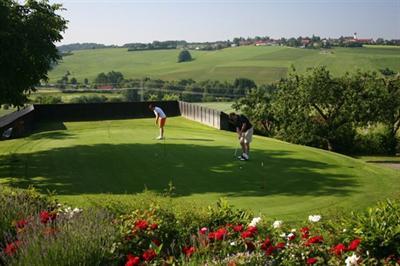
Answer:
[
  {"xmin": 48, "ymin": 46, "xmax": 400, "ymax": 84},
  {"xmin": 0, "ymin": 117, "xmax": 399, "ymax": 220}
]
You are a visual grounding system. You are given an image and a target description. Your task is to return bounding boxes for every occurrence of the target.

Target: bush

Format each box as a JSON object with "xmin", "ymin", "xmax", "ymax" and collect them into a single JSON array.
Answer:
[
  {"xmin": 122, "ymin": 89, "xmax": 139, "ymax": 102},
  {"xmin": 34, "ymin": 96, "xmax": 62, "ymax": 104},
  {"xmin": 70, "ymin": 95, "xmax": 107, "ymax": 103},
  {"xmin": 178, "ymin": 50, "xmax": 192, "ymax": 63}
]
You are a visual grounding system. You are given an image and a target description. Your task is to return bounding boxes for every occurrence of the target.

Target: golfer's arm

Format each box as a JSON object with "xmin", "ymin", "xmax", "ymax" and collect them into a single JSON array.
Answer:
[
  {"xmin": 155, "ymin": 114, "xmax": 159, "ymax": 123},
  {"xmin": 241, "ymin": 123, "xmax": 247, "ymax": 133}
]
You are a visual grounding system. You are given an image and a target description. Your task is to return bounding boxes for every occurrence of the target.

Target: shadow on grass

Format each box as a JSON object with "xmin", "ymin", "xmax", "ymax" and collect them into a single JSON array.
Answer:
[
  {"xmin": 0, "ymin": 143, "xmax": 358, "ymax": 198},
  {"xmin": 366, "ymin": 160, "xmax": 400, "ymax": 164}
]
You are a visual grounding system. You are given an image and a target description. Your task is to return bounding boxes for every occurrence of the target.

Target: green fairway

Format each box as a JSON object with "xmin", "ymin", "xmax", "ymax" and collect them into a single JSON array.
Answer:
[
  {"xmin": 0, "ymin": 117, "xmax": 399, "ymax": 220},
  {"xmin": 49, "ymin": 46, "xmax": 400, "ymax": 84}
]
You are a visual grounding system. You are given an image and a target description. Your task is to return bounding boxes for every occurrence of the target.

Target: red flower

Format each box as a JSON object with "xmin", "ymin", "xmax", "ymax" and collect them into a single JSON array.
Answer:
[
  {"xmin": 305, "ymin": 236, "xmax": 324, "ymax": 246},
  {"xmin": 182, "ymin": 246, "xmax": 195, "ymax": 257},
  {"xmin": 288, "ymin": 233, "xmax": 296, "ymax": 241},
  {"xmin": 331, "ymin": 243, "xmax": 346, "ymax": 256},
  {"xmin": 4, "ymin": 241, "xmax": 20, "ymax": 256},
  {"xmin": 307, "ymin": 257, "xmax": 318, "ymax": 265},
  {"xmin": 247, "ymin": 226, "xmax": 257, "ymax": 234},
  {"xmin": 215, "ymin": 228, "xmax": 228, "ymax": 240},
  {"xmin": 261, "ymin": 237, "xmax": 272, "ymax": 251},
  {"xmin": 347, "ymin": 238, "xmax": 361, "ymax": 251},
  {"xmin": 125, "ymin": 254, "xmax": 140, "ymax": 266},
  {"xmin": 233, "ymin": 224, "xmax": 243, "ymax": 232},
  {"xmin": 152, "ymin": 239, "xmax": 161, "ymax": 247},
  {"xmin": 142, "ymin": 248, "xmax": 156, "ymax": 261},
  {"xmin": 16, "ymin": 219, "xmax": 28, "ymax": 229},
  {"xmin": 135, "ymin": 220, "xmax": 148, "ymax": 230},
  {"xmin": 241, "ymin": 230, "xmax": 253, "ymax": 239},
  {"xmin": 208, "ymin": 231, "xmax": 216, "ymax": 240},
  {"xmin": 300, "ymin": 227, "xmax": 310, "ymax": 239},
  {"xmin": 199, "ymin": 227, "xmax": 208, "ymax": 235},
  {"xmin": 150, "ymin": 223, "xmax": 158, "ymax": 230},
  {"xmin": 275, "ymin": 242, "xmax": 286, "ymax": 249},
  {"xmin": 40, "ymin": 211, "xmax": 56, "ymax": 224},
  {"xmin": 265, "ymin": 245, "xmax": 276, "ymax": 256}
]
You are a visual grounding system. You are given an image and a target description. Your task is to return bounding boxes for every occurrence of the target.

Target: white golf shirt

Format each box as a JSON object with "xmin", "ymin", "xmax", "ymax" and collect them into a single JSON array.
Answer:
[{"xmin": 154, "ymin": 106, "xmax": 166, "ymax": 118}]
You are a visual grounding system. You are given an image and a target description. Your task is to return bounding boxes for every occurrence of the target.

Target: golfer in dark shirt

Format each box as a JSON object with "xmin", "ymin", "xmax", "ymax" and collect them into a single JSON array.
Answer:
[{"xmin": 229, "ymin": 113, "xmax": 254, "ymax": 161}]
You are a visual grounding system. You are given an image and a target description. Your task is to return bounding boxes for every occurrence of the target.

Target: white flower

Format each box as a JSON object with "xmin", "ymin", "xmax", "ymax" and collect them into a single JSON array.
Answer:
[
  {"xmin": 291, "ymin": 228, "xmax": 296, "ymax": 232},
  {"xmin": 345, "ymin": 253, "xmax": 360, "ymax": 266},
  {"xmin": 72, "ymin": 207, "xmax": 82, "ymax": 213},
  {"xmin": 273, "ymin": 220, "xmax": 283, "ymax": 228},
  {"xmin": 230, "ymin": 241, "xmax": 236, "ymax": 246},
  {"xmin": 343, "ymin": 228, "xmax": 347, "ymax": 232},
  {"xmin": 279, "ymin": 233, "xmax": 286, "ymax": 238},
  {"xmin": 308, "ymin": 215, "xmax": 321, "ymax": 223},
  {"xmin": 249, "ymin": 217, "xmax": 261, "ymax": 227}
]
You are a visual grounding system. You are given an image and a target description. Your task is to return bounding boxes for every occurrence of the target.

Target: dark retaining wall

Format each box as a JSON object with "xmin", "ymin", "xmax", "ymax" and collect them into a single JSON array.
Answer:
[
  {"xmin": 34, "ymin": 101, "xmax": 180, "ymax": 122},
  {"xmin": 0, "ymin": 101, "xmax": 234, "ymax": 140}
]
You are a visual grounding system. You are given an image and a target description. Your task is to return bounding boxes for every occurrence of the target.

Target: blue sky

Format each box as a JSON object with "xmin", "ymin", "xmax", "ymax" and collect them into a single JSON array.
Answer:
[{"xmin": 50, "ymin": 0, "xmax": 400, "ymax": 45}]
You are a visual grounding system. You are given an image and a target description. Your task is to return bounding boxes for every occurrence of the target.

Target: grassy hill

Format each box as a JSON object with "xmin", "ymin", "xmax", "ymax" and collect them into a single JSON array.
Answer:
[
  {"xmin": 0, "ymin": 117, "xmax": 398, "ymax": 220},
  {"xmin": 49, "ymin": 45, "xmax": 400, "ymax": 84}
]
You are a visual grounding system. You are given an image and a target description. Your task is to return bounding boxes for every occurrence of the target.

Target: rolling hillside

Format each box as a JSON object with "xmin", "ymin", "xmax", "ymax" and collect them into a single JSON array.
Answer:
[{"xmin": 49, "ymin": 45, "xmax": 400, "ymax": 84}]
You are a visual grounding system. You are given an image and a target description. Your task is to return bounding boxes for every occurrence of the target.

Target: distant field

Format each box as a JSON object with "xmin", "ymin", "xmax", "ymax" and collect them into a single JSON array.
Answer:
[
  {"xmin": 30, "ymin": 89, "xmax": 123, "ymax": 103},
  {"xmin": 49, "ymin": 46, "xmax": 400, "ymax": 84}
]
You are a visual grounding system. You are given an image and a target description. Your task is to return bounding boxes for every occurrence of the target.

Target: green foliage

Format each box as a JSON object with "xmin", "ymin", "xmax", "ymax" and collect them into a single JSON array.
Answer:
[
  {"xmin": 94, "ymin": 71, "xmax": 124, "ymax": 87},
  {"xmin": 122, "ymin": 89, "xmax": 139, "ymax": 102},
  {"xmin": 162, "ymin": 94, "xmax": 180, "ymax": 101},
  {"xmin": 273, "ymin": 66, "xmax": 382, "ymax": 152},
  {"xmin": 0, "ymin": 0, "xmax": 67, "ymax": 106},
  {"xmin": 69, "ymin": 95, "xmax": 107, "ymax": 103},
  {"xmin": 178, "ymin": 50, "xmax": 192, "ymax": 63},
  {"xmin": 233, "ymin": 85, "xmax": 276, "ymax": 136},
  {"xmin": 34, "ymin": 95, "xmax": 62, "ymax": 104}
]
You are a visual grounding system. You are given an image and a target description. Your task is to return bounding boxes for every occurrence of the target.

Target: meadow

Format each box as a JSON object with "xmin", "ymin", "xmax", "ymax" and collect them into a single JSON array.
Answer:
[
  {"xmin": 0, "ymin": 117, "xmax": 398, "ymax": 221},
  {"xmin": 49, "ymin": 45, "xmax": 400, "ymax": 84}
]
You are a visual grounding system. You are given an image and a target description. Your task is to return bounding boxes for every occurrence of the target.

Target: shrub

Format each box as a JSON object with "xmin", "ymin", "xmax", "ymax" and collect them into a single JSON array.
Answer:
[
  {"xmin": 70, "ymin": 95, "xmax": 107, "ymax": 103},
  {"xmin": 34, "ymin": 96, "xmax": 62, "ymax": 104},
  {"xmin": 178, "ymin": 50, "xmax": 192, "ymax": 63}
]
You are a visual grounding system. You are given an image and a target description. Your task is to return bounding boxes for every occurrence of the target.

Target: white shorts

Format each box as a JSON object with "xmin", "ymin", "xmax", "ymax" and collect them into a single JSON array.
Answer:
[{"xmin": 240, "ymin": 127, "xmax": 253, "ymax": 144}]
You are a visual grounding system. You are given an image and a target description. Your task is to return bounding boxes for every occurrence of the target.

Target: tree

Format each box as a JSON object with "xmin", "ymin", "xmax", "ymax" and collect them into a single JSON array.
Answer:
[
  {"xmin": 70, "ymin": 77, "xmax": 78, "ymax": 85},
  {"xmin": 123, "ymin": 89, "xmax": 139, "ymax": 102},
  {"xmin": 178, "ymin": 50, "xmax": 192, "ymax": 63},
  {"xmin": 273, "ymin": 67, "xmax": 381, "ymax": 152},
  {"xmin": 233, "ymin": 78, "xmax": 257, "ymax": 96},
  {"xmin": 0, "ymin": 0, "xmax": 67, "ymax": 106},
  {"xmin": 233, "ymin": 85, "xmax": 277, "ymax": 136}
]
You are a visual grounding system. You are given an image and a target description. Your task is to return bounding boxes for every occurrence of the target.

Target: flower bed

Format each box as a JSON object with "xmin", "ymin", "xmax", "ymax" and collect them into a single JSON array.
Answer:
[{"xmin": 1, "ymin": 188, "xmax": 399, "ymax": 265}]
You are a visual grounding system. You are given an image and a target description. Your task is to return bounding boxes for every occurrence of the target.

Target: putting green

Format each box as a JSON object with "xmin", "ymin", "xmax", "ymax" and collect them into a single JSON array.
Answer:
[{"xmin": 0, "ymin": 117, "xmax": 398, "ymax": 220}]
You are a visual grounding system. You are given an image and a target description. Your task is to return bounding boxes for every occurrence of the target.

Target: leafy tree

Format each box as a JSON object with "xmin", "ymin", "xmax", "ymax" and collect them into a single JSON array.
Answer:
[
  {"xmin": 0, "ymin": 0, "xmax": 67, "ymax": 106},
  {"xmin": 162, "ymin": 94, "xmax": 180, "ymax": 101},
  {"xmin": 84, "ymin": 78, "xmax": 89, "ymax": 85},
  {"xmin": 70, "ymin": 95, "xmax": 107, "ymax": 103},
  {"xmin": 233, "ymin": 84, "xmax": 277, "ymax": 136},
  {"xmin": 379, "ymin": 74, "xmax": 400, "ymax": 154},
  {"xmin": 34, "ymin": 95, "xmax": 62, "ymax": 104},
  {"xmin": 94, "ymin": 73, "xmax": 109, "ymax": 85},
  {"xmin": 123, "ymin": 89, "xmax": 139, "ymax": 102},
  {"xmin": 178, "ymin": 50, "xmax": 192, "ymax": 63},
  {"xmin": 273, "ymin": 67, "xmax": 381, "ymax": 152},
  {"xmin": 233, "ymin": 78, "xmax": 257, "ymax": 96},
  {"xmin": 70, "ymin": 77, "xmax": 78, "ymax": 85}
]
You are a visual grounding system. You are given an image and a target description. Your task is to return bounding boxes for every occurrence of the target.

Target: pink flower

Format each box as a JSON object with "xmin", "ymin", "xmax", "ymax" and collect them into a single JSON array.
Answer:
[
  {"xmin": 347, "ymin": 238, "xmax": 361, "ymax": 251},
  {"xmin": 307, "ymin": 257, "xmax": 318, "ymax": 265},
  {"xmin": 199, "ymin": 227, "xmax": 208, "ymax": 235},
  {"xmin": 142, "ymin": 248, "xmax": 156, "ymax": 261},
  {"xmin": 332, "ymin": 243, "xmax": 346, "ymax": 256},
  {"xmin": 182, "ymin": 246, "xmax": 195, "ymax": 257},
  {"xmin": 135, "ymin": 220, "xmax": 148, "ymax": 230},
  {"xmin": 125, "ymin": 254, "xmax": 140, "ymax": 266}
]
